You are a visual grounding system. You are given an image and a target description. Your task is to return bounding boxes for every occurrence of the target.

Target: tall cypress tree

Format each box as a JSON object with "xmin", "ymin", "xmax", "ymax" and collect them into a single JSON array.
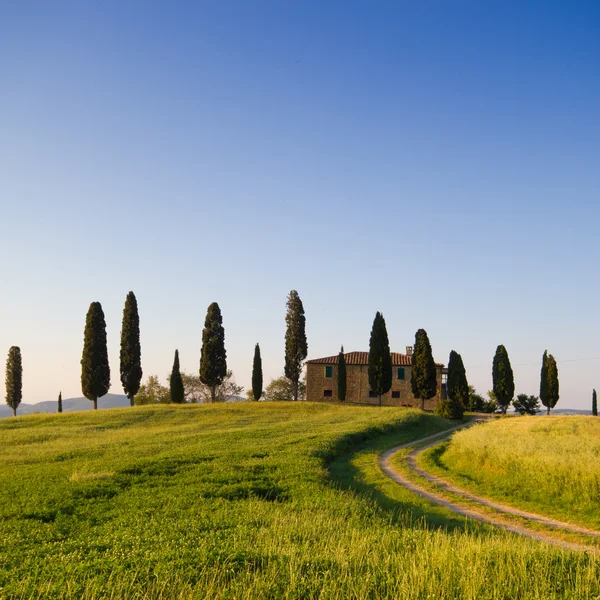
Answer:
[
  {"xmin": 492, "ymin": 344, "xmax": 514, "ymax": 414},
  {"xmin": 547, "ymin": 353, "xmax": 559, "ymax": 415},
  {"xmin": 368, "ymin": 312, "xmax": 392, "ymax": 407},
  {"xmin": 447, "ymin": 350, "xmax": 469, "ymax": 408},
  {"xmin": 170, "ymin": 349, "xmax": 185, "ymax": 404},
  {"xmin": 120, "ymin": 291, "xmax": 142, "ymax": 407},
  {"xmin": 5, "ymin": 346, "xmax": 22, "ymax": 417},
  {"xmin": 411, "ymin": 329, "xmax": 437, "ymax": 411},
  {"xmin": 593, "ymin": 389, "xmax": 598, "ymax": 417},
  {"xmin": 81, "ymin": 301, "xmax": 111, "ymax": 410},
  {"xmin": 199, "ymin": 302, "xmax": 227, "ymax": 403},
  {"xmin": 57, "ymin": 391, "xmax": 63, "ymax": 413},
  {"xmin": 284, "ymin": 290, "xmax": 307, "ymax": 401},
  {"xmin": 337, "ymin": 345, "xmax": 347, "ymax": 402},
  {"xmin": 252, "ymin": 343, "xmax": 263, "ymax": 401}
]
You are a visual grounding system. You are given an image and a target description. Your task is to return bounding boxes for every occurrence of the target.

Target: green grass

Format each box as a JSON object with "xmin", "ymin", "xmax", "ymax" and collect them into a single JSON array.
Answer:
[
  {"xmin": 423, "ymin": 416, "xmax": 600, "ymax": 530},
  {"xmin": 1, "ymin": 404, "xmax": 600, "ymax": 599}
]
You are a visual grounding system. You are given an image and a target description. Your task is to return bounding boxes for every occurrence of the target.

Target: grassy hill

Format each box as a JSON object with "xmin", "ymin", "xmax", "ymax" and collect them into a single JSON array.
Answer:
[
  {"xmin": 423, "ymin": 416, "xmax": 600, "ymax": 529},
  {"xmin": 1, "ymin": 404, "xmax": 600, "ymax": 599}
]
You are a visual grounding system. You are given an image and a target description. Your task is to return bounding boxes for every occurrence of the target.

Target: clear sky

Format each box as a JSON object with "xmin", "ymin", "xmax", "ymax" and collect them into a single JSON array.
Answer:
[{"xmin": 1, "ymin": 1, "xmax": 599, "ymax": 409}]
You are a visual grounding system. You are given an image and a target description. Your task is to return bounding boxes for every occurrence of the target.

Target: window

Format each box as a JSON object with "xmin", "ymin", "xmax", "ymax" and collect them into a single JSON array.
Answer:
[
  {"xmin": 325, "ymin": 366, "xmax": 333, "ymax": 378},
  {"xmin": 397, "ymin": 368, "xmax": 405, "ymax": 380},
  {"xmin": 392, "ymin": 391, "xmax": 400, "ymax": 399},
  {"xmin": 323, "ymin": 389, "xmax": 333, "ymax": 397},
  {"xmin": 368, "ymin": 391, "xmax": 378, "ymax": 398}
]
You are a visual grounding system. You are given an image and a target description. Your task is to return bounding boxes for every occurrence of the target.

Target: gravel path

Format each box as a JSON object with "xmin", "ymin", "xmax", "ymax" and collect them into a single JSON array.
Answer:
[{"xmin": 379, "ymin": 421, "xmax": 599, "ymax": 553}]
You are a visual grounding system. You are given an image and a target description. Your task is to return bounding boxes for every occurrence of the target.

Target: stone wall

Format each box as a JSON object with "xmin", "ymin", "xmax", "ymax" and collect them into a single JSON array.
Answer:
[{"xmin": 306, "ymin": 363, "xmax": 442, "ymax": 410}]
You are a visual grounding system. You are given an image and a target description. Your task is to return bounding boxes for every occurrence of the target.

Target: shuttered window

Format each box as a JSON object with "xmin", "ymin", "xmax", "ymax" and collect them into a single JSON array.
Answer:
[
  {"xmin": 325, "ymin": 366, "xmax": 333, "ymax": 378},
  {"xmin": 398, "ymin": 368, "xmax": 405, "ymax": 380}
]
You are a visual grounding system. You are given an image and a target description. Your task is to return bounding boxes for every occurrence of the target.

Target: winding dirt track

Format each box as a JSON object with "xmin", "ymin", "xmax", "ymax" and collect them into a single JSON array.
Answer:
[{"xmin": 379, "ymin": 420, "xmax": 600, "ymax": 553}]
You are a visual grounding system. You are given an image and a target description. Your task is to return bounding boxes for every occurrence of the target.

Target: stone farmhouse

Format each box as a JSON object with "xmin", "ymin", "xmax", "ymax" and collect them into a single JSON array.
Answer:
[{"xmin": 305, "ymin": 347, "xmax": 447, "ymax": 409}]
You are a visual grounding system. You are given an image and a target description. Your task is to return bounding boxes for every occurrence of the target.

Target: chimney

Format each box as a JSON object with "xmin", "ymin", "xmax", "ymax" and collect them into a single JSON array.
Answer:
[{"xmin": 406, "ymin": 346, "xmax": 413, "ymax": 357}]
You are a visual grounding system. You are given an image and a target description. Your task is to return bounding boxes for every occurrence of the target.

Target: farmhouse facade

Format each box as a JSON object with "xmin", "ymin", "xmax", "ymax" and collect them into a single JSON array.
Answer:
[{"xmin": 305, "ymin": 348, "xmax": 447, "ymax": 409}]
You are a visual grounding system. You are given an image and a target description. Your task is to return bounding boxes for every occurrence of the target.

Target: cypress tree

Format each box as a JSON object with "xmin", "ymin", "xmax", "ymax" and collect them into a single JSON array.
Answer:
[
  {"xmin": 337, "ymin": 345, "xmax": 347, "ymax": 402},
  {"xmin": 120, "ymin": 291, "xmax": 142, "ymax": 407},
  {"xmin": 411, "ymin": 329, "xmax": 437, "ymax": 411},
  {"xmin": 252, "ymin": 343, "xmax": 263, "ymax": 401},
  {"xmin": 81, "ymin": 301, "xmax": 110, "ymax": 410},
  {"xmin": 284, "ymin": 290, "xmax": 308, "ymax": 401},
  {"xmin": 199, "ymin": 302, "xmax": 227, "ymax": 403},
  {"xmin": 368, "ymin": 312, "xmax": 392, "ymax": 407},
  {"xmin": 547, "ymin": 353, "xmax": 559, "ymax": 414},
  {"xmin": 58, "ymin": 391, "xmax": 63, "ymax": 413},
  {"xmin": 5, "ymin": 346, "xmax": 22, "ymax": 417},
  {"xmin": 593, "ymin": 389, "xmax": 598, "ymax": 417},
  {"xmin": 170, "ymin": 349, "xmax": 184, "ymax": 404},
  {"xmin": 447, "ymin": 350, "xmax": 469, "ymax": 409},
  {"xmin": 540, "ymin": 350, "xmax": 560, "ymax": 415},
  {"xmin": 492, "ymin": 344, "xmax": 514, "ymax": 414}
]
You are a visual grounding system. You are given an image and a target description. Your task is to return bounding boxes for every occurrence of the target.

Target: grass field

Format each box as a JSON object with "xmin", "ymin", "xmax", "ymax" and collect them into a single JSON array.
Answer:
[
  {"xmin": 423, "ymin": 416, "xmax": 600, "ymax": 530},
  {"xmin": 1, "ymin": 404, "xmax": 600, "ymax": 599}
]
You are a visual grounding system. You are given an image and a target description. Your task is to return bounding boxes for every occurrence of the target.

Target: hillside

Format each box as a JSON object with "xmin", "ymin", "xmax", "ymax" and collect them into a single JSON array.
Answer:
[
  {"xmin": 1, "ymin": 404, "xmax": 599, "ymax": 599},
  {"xmin": 424, "ymin": 416, "xmax": 600, "ymax": 529},
  {"xmin": 0, "ymin": 394, "xmax": 129, "ymax": 418}
]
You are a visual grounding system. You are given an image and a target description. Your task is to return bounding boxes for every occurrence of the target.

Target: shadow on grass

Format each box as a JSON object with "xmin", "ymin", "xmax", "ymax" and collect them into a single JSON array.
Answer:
[{"xmin": 323, "ymin": 414, "xmax": 490, "ymax": 536}]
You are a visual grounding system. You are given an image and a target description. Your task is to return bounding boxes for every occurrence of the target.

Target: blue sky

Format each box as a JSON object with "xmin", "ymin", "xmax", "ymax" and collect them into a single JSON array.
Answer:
[{"xmin": 1, "ymin": 1, "xmax": 599, "ymax": 408}]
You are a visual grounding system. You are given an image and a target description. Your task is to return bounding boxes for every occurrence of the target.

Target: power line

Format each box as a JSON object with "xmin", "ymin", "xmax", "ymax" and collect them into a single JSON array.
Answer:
[{"xmin": 466, "ymin": 356, "xmax": 600, "ymax": 370}]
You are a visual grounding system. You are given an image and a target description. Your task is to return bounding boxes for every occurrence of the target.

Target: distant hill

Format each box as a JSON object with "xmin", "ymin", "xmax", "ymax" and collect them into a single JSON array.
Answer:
[
  {"xmin": 0, "ymin": 394, "xmax": 130, "ymax": 419},
  {"xmin": 549, "ymin": 408, "xmax": 592, "ymax": 415}
]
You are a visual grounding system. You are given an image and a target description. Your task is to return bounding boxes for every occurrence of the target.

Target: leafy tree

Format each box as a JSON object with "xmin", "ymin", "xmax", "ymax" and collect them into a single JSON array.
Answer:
[
  {"xmin": 593, "ymin": 389, "xmax": 598, "ymax": 417},
  {"xmin": 180, "ymin": 370, "xmax": 243, "ymax": 403},
  {"xmin": 368, "ymin": 312, "xmax": 392, "ymax": 406},
  {"xmin": 264, "ymin": 375, "xmax": 306, "ymax": 402},
  {"xmin": 337, "ymin": 346, "xmax": 347, "ymax": 402},
  {"xmin": 467, "ymin": 385, "xmax": 488, "ymax": 412},
  {"xmin": 447, "ymin": 350, "xmax": 469, "ymax": 408},
  {"xmin": 58, "ymin": 391, "xmax": 62, "ymax": 413},
  {"xmin": 120, "ymin": 291, "xmax": 142, "ymax": 407},
  {"xmin": 492, "ymin": 345, "xmax": 514, "ymax": 414},
  {"xmin": 435, "ymin": 396, "xmax": 463, "ymax": 419},
  {"xmin": 411, "ymin": 329, "xmax": 437, "ymax": 411},
  {"xmin": 81, "ymin": 302, "xmax": 110, "ymax": 410},
  {"xmin": 5, "ymin": 346, "xmax": 22, "ymax": 417},
  {"xmin": 284, "ymin": 290, "xmax": 308, "ymax": 401},
  {"xmin": 170, "ymin": 350, "xmax": 185, "ymax": 404},
  {"xmin": 134, "ymin": 375, "xmax": 170, "ymax": 405},
  {"xmin": 252, "ymin": 344, "xmax": 263, "ymax": 401},
  {"xmin": 512, "ymin": 393, "xmax": 541, "ymax": 415},
  {"xmin": 540, "ymin": 350, "xmax": 559, "ymax": 415},
  {"xmin": 199, "ymin": 302, "xmax": 227, "ymax": 403}
]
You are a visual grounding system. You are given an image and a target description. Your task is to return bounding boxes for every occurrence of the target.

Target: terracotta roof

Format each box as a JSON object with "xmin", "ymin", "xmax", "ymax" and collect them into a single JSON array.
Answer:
[{"xmin": 306, "ymin": 351, "xmax": 444, "ymax": 368}]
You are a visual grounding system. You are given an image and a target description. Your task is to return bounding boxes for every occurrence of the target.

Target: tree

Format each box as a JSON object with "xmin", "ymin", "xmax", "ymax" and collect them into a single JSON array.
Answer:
[
  {"xmin": 199, "ymin": 302, "xmax": 227, "ymax": 403},
  {"xmin": 435, "ymin": 396, "xmax": 463, "ymax": 419},
  {"xmin": 264, "ymin": 375, "xmax": 306, "ymax": 402},
  {"xmin": 170, "ymin": 350, "xmax": 185, "ymax": 404},
  {"xmin": 252, "ymin": 344, "xmax": 263, "ymax": 401},
  {"xmin": 337, "ymin": 346, "xmax": 347, "ymax": 402},
  {"xmin": 593, "ymin": 389, "xmax": 598, "ymax": 417},
  {"xmin": 512, "ymin": 393, "xmax": 541, "ymax": 415},
  {"xmin": 58, "ymin": 391, "xmax": 63, "ymax": 413},
  {"xmin": 368, "ymin": 312, "xmax": 392, "ymax": 406},
  {"xmin": 284, "ymin": 290, "xmax": 308, "ymax": 401},
  {"xmin": 134, "ymin": 375, "xmax": 170, "ymax": 405},
  {"xmin": 447, "ymin": 350, "xmax": 469, "ymax": 408},
  {"xmin": 81, "ymin": 302, "xmax": 110, "ymax": 410},
  {"xmin": 492, "ymin": 344, "xmax": 514, "ymax": 415},
  {"xmin": 540, "ymin": 350, "xmax": 559, "ymax": 415},
  {"xmin": 411, "ymin": 329, "xmax": 437, "ymax": 411},
  {"xmin": 5, "ymin": 346, "xmax": 22, "ymax": 417},
  {"xmin": 120, "ymin": 291, "xmax": 142, "ymax": 407},
  {"xmin": 180, "ymin": 370, "xmax": 243, "ymax": 403}
]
